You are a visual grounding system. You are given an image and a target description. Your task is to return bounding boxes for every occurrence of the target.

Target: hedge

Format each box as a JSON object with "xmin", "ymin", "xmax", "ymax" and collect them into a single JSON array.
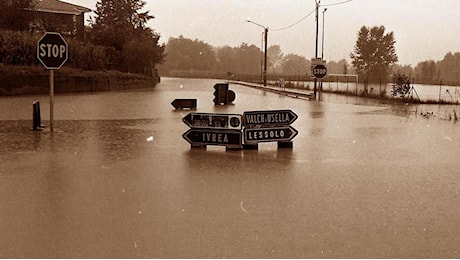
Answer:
[{"xmin": 0, "ymin": 30, "xmax": 113, "ymax": 71}]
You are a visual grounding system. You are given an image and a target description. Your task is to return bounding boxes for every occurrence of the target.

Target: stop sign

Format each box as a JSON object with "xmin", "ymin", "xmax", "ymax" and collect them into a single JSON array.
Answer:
[
  {"xmin": 312, "ymin": 64, "xmax": 327, "ymax": 79},
  {"xmin": 37, "ymin": 32, "xmax": 68, "ymax": 70}
]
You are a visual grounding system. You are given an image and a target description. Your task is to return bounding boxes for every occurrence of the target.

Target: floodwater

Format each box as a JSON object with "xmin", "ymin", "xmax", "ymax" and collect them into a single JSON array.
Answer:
[
  {"xmin": 279, "ymin": 79, "xmax": 460, "ymax": 103},
  {"xmin": 0, "ymin": 77, "xmax": 459, "ymax": 258}
]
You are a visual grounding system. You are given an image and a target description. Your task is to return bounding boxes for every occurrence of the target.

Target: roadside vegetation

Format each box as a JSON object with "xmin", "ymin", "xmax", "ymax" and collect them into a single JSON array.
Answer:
[
  {"xmin": 159, "ymin": 26, "xmax": 460, "ymax": 89},
  {"xmin": 0, "ymin": 0, "xmax": 165, "ymax": 81}
]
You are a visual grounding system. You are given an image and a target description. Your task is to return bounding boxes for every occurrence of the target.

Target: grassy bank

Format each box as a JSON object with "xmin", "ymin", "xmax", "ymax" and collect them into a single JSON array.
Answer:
[{"xmin": 0, "ymin": 65, "xmax": 159, "ymax": 96}]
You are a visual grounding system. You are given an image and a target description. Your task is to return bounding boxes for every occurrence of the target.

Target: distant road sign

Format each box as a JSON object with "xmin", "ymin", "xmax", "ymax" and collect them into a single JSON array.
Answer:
[
  {"xmin": 37, "ymin": 32, "xmax": 68, "ymax": 70},
  {"xmin": 182, "ymin": 112, "xmax": 242, "ymax": 130},
  {"xmin": 312, "ymin": 64, "xmax": 327, "ymax": 79},
  {"xmin": 244, "ymin": 126, "xmax": 298, "ymax": 144},
  {"xmin": 243, "ymin": 110, "xmax": 298, "ymax": 127},
  {"xmin": 182, "ymin": 129, "xmax": 242, "ymax": 147},
  {"xmin": 171, "ymin": 99, "xmax": 197, "ymax": 110},
  {"xmin": 213, "ymin": 83, "xmax": 236, "ymax": 105}
]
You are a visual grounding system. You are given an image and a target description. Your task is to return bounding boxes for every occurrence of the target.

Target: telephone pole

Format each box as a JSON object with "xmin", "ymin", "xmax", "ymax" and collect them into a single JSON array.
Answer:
[
  {"xmin": 314, "ymin": 0, "xmax": 320, "ymax": 99},
  {"xmin": 247, "ymin": 20, "xmax": 268, "ymax": 86}
]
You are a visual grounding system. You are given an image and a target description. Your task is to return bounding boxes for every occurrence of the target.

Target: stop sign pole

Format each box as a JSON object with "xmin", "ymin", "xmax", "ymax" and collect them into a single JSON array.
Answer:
[{"xmin": 37, "ymin": 32, "xmax": 68, "ymax": 132}]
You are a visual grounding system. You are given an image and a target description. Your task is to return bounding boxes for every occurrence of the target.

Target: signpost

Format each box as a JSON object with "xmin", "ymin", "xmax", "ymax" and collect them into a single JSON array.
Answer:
[
  {"xmin": 182, "ymin": 129, "xmax": 242, "ymax": 148},
  {"xmin": 182, "ymin": 112, "xmax": 243, "ymax": 149},
  {"xmin": 244, "ymin": 126, "xmax": 298, "ymax": 144},
  {"xmin": 243, "ymin": 109, "xmax": 298, "ymax": 149},
  {"xmin": 243, "ymin": 110, "xmax": 298, "ymax": 127},
  {"xmin": 171, "ymin": 99, "xmax": 197, "ymax": 110},
  {"xmin": 37, "ymin": 32, "xmax": 68, "ymax": 132},
  {"xmin": 182, "ymin": 110, "xmax": 298, "ymax": 150},
  {"xmin": 182, "ymin": 112, "xmax": 242, "ymax": 130}
]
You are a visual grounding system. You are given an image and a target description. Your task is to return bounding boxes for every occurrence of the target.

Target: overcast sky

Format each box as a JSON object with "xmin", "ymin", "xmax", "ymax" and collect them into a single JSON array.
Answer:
[{"xmin": 66, "ymin": 0, "xmax": 460, "ymax": 66}]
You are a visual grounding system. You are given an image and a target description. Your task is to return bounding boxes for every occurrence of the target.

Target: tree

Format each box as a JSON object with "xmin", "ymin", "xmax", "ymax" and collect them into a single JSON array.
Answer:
[
  {"xmin": 0, "ymin": 0, "xmax": 35, "ymax": 31},
  {"xmin": 415, "ymin": 60, "xmax": 437, "ymax": 83},
  {"xmin": 122, "ymin": 28, "xmax": 165, "ymax": 74},
  {"xmin": 233, "ymin": 43, "xmax": 262, "ymax": 75},
  {"xmin": 161, "ymin": 36, "xmax": 217, "ymax": 72},
  {"xmin": 90, "ymin": 0, "xmax": 154, "ymax": 50},
  {"xmin": 392, "ymin": 64, "xmax": 414, "ymax": 79},
  {"xmin": 89, "ymin": 0, "xmax": 164, "ymax": 74},
  {"xmin": 216, "ymin": 45, "xmax": 237, "ymax": 73},
  {"xmin": 279, "ymin": 54, "xmax": 309, "ymax": 76},
  {"xmin": 350, "ymin": 25, "xmax": 398, "ymax": 83},
  {"xmin": 326, "ymin": 59, "xmax": 349, "ymax": 74},
  {"xmin": 268, "ymin": 45, "xmax": 283, "ymax": 73},
  {"xmin": 438, "ymin": 52, "xmax": 460, "ymax": 84}
]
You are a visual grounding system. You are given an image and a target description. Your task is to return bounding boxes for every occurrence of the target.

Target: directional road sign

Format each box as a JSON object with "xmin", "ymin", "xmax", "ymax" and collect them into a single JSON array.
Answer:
[
  {"xmin": 243, "ymin": 110, "xmax": 298, "ymax": 127},
  {"xmin": 244, "ymin": 126, "xmax": 298, "ymax": 144},
  {"xmin": 171, "ymin": 99, "xmax": 197, "ymax": 110},
  {"xmin": 37, "ymin": 32, "xmax": 68, "ymax": 70},
  {"xmin": 182, "ymin": 129, "xmax": 242, "ymax": 147},
  {"xmin": 183, "ymin": 112, "xmax": 242, "ymax": 130}
]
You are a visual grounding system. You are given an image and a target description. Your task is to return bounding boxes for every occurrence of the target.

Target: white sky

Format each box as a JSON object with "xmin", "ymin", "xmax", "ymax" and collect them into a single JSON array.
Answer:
[{"xmin": 65, "ymin": 0, "xmax": 460, "ymax": 66}]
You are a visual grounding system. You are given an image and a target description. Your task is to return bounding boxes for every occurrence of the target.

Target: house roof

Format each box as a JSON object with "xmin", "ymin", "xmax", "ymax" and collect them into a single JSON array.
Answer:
[{"xmin": 35, "ymin": 0, "xmax": 92, "ymax": 15}]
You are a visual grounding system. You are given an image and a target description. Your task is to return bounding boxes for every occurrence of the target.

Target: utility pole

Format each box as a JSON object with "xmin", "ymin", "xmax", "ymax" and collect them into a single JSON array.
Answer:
[
  {"xmin": 247, "ymin": 19, "xmax": 268, "ymax": 86},
  {"xmin": 264, "ymin": 27, "xmax": 268, "ymax": 87},
  {"xmin": 322, "ymin": 8, "xmax": 327, "ymax": 60},
  {"xmin": 314, "ymin": 0, "xmax": 320, "ymax": 99},
  {"xmin": 321, "ymin": 8, "xmax": 327, "ymax": 96}
]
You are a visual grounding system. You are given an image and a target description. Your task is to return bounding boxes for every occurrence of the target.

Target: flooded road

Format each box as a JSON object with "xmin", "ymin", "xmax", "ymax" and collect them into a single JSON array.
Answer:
[{"xmin": 0, "ymin": 77, "xmax": 459, "ymax": 258}]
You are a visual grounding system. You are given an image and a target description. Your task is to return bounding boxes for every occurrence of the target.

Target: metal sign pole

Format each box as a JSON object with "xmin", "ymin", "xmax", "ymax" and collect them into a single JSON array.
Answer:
[{"xmin": 50, "ymin": 69, "xmax": 54, "ymax": 132}]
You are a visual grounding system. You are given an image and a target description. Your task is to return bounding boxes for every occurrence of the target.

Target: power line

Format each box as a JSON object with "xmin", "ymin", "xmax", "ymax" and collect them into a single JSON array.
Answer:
[
  {"xmin": 321, "ymin": 0, "xmax": 353, "ymax": 7},
  {"xmin": 270, "ymin": 0, "xmax": 352, "ymax": 32},
  {"xmin": 270, "ymin": 8, "xmax": 316, "ymax": 32}
]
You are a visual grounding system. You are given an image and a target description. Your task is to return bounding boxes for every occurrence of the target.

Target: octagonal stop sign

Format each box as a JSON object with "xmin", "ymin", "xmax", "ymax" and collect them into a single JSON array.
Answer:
[
  {"xmin": 312, "ymin": 64, "xmax": 328, "ymax": 79},
  {"xmin": 37, "ymin": 32, "xmax": 68, "ymax": 70}
]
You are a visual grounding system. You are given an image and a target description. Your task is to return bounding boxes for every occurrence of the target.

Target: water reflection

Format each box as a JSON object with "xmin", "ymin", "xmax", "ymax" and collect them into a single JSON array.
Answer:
[
  {"xmin": 180, "ymin": 147, "xmax": 303, "ymax": 258},
  {"xmin": 0, "ymin": 119, "xmax": 157, "ymax": 166}
]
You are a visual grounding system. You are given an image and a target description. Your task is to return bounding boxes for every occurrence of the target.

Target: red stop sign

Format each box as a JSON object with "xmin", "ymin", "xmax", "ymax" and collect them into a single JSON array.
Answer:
[{"xmin": 37, "ymin": 32, "xmax": 68, "ymax": 70}]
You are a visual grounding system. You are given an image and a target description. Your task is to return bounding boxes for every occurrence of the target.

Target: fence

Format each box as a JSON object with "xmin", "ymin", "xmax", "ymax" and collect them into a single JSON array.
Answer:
[{"xmin": 266, "ymin": 77, "xmax": 460, "ymax": 104}]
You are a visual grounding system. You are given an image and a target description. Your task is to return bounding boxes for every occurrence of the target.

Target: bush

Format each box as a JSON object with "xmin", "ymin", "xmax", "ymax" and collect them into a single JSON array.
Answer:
[
  {"xmin": 0, "ymin": 30, "xmax": 39, "ymax": 66},
  {"xmin": 0, "ymin": 29, "xmax": 162, "ymax": 75},
  {"xmin": 392, "ymin": 73, "xmax": 411, "ymax": 97},
  {"xmin": 0, "ymin": 29, "xmax": 114, "ymax": 71},
  {"xmin": 67, "ymin": 38, "xmax": 115, "ymax": 71}
]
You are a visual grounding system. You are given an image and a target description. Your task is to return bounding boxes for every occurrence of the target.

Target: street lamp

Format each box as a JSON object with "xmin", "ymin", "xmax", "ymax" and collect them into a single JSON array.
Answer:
[
  {"xmin": 320, "ymin": 8, "xmax": 327, "ymax": 95},
  {"xmin": 322, "ymin": 8, "xmax": 327, "ymax": 60},
  {"xmin": 314, "ymin": 0, "xmax": 320, "ymax": 98},
  {"xmin": 247, "ymin": 19, "xmax": 268, "ymax": 86},
  {"xmin": 314, "ymin": 0, "xmax": 352, "ymax": 99}
]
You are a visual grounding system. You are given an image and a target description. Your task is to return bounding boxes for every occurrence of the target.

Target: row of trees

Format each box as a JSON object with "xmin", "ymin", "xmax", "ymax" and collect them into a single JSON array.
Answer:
[
  {"xmin": 0, "ymin": 0, "xmax": 165, "ymax": 75},
  {"xmin": 159, "ymin": 36, "xmax": 350, "ymax": 78},
  {"xmin": 410, "ymin": 52, "xmax": 460, "ymax": 85},
  {"xmin": 160, "ymin": 26, "xmax": 394, "ymax": 82},
  {"xmin": 161, "ymin": 25, "xmax": 460, "ymax": 86}
]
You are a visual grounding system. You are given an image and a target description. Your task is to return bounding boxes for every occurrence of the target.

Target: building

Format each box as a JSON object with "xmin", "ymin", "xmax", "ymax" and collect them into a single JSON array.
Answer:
[{"xmin": 33, "ymin": 0, "xmax": 92, "ymax": 39}]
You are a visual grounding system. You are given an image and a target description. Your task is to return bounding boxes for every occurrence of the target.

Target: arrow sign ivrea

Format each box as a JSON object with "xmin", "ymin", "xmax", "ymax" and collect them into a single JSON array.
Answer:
[
  {"xmin": 244, "ymin": 126, "xmax": 298, "ymax": 144},
  {"xmin": 183, "ymin": 112, "xmax": 242, "ymax": 130},
  {"xmin": 183, "ymin": 129, "xmax": 242, "ymax": 147},
  {"xmin": 243, "ymin": 110, "xmax": 298, "ymax": 127}
]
